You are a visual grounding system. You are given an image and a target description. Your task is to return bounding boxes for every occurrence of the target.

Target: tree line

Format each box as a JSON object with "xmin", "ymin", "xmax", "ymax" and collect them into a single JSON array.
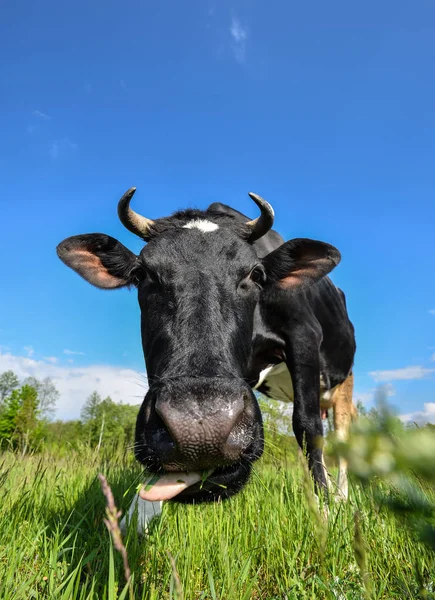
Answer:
[
  {"xmin": 1, "ymin": 369, "xmax": 429, "ymax": 457},
  {"xmin": 0, "ymin": 370, "xmax": 139, "ymax": 452}
]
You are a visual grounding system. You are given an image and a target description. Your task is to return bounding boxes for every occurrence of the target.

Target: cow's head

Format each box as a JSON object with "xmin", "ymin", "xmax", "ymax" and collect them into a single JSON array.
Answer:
[{"xmin": 57, "ymin": 188, "xmax": 340, "ymax": 503}]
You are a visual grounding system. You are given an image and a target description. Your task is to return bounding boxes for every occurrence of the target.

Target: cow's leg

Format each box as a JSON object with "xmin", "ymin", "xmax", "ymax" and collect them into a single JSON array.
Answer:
[
  {"xmin": 289, "ymin": 355, "xmax": 328, "ymax": 496},
  {"xmin": 331, "ymin": 373, "xmax": 356, "ymax": 500}
]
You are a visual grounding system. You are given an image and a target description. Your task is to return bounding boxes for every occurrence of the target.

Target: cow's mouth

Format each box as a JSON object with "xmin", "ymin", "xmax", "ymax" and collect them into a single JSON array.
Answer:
[
  {"xmin": 139, "ymin": 461, "xmax": 254, "ymax": 504},
  {"xmin": 139, "ymin": 471, "xmax": 206, "ymax": 501}
]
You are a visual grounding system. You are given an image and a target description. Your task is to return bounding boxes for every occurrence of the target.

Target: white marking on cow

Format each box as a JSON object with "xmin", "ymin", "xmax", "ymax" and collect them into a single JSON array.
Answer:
[
  {"xmin": 254, "ymin": 362, "xmax": 294, "ymax": 403},
  {"xmin": 183, "ymin": 219, "xmax": 219, "ymax": 232},
  {"xmin": 255, "ymin": 363, "xmax": 340, "ymax": 407},
  {"xmin": 320, "ymin": 373, "xmax": 338, "ymax": 404},
  {"xmin": 253, "ymin": 366, "xmax": 275, "ymax": 390}
]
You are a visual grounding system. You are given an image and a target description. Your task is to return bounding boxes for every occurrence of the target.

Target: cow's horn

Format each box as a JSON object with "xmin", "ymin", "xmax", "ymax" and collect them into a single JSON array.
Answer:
[
  {"xmin": 246, "ymin": 192, "xmax": 275, "ymax": 241},
  {"xmin": 117, "ymin": 187, "xmax": 155, "ymax": 240}
]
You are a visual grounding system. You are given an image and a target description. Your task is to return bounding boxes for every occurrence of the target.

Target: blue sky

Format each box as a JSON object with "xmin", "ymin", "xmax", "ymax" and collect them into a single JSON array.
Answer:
[{"xmin": 0, "ymin": 0, "xmax": 434, "ymax": 420}]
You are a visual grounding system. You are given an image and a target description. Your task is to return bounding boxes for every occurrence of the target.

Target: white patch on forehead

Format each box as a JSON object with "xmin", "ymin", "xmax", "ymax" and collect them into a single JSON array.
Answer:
[{"xmin": 183, "ymin": 219, "xmax": 219, "ymax": 232}]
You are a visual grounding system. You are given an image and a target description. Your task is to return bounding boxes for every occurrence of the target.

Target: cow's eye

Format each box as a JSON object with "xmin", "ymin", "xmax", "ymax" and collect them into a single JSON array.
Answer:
[
  {"xmin": 250, "ymin": 266, "xmax": 266, "ymax": 287},
  {"xmin": 132, "ymin": 264, "xmax": 159, "ymax": 286},
  {"xmin": 131, "ymin": 266, "xmax": 147, "ymax": 286}
]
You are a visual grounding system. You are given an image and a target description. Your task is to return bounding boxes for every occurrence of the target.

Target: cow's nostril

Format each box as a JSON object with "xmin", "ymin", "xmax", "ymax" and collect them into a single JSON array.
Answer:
[
  {"xmin": 154, "ymin": 401, "xmax": 178, "ymax": 441},
  {"xmin": 150, "ymin": 412, "xmax": 176, "ymax": 456}
]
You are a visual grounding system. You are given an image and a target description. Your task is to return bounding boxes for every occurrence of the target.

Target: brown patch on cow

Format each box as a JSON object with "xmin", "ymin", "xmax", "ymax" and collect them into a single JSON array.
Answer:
[
  {"xmin": 329, "ymin": 373, "xmax": 356, "ymax": 499},
  {"xmin": 331, "ymin": 374, "xmax": 357, "ymax": 437}
]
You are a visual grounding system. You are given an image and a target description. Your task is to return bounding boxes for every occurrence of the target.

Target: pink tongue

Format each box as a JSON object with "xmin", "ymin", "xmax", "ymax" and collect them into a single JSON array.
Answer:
[{"xmin": 139, "ymin": 472, "xmax": 203, "ymax": 501}]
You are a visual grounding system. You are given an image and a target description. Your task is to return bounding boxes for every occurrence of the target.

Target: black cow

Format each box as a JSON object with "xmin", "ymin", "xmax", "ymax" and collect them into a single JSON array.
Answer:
[{"xmin": 57, "ymin": 188, "xmax": 356, "ymax": 518}]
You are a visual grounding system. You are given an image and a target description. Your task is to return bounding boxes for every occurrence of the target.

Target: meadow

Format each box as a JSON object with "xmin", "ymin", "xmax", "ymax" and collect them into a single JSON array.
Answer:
[{"xmin": 1, "ymin": 437, "xmax": 434, "ymax": 600}]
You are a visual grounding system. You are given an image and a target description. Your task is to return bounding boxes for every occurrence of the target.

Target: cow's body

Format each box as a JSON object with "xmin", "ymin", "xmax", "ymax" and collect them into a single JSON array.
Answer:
[{"xmin": 57, "ymin": 188, "xmax": 356, "ymax": 533}]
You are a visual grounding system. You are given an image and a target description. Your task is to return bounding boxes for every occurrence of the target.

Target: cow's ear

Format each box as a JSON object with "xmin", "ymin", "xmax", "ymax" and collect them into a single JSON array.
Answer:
[
  {"xmin": 262, "ymin": 238, "xmax": 341, "ymax": 289},
  {"xmin": 57, "ymin": 234, "xmax": 138, "ymax": 289}
]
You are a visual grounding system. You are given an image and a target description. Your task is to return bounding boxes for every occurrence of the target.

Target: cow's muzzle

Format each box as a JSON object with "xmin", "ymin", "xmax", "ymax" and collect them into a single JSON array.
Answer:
[{"xmin": 135, "ymin": 377, "xmax": 262, "ymax": 476}]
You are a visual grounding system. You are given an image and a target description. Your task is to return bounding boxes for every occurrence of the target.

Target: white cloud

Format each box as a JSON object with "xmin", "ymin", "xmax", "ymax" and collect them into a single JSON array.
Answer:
[
  {"xmin": 428, "ymin": 309, "xmax": 435, "ymax": 315},
  {"xmin": 400, "ymin": 403, "xmax": 435, "ymax": 425},
  {"xmin": 230, "ymin": 17, "xmax": 248, "ymax": 64},
  {"xmin": 63, "ymin": 349, "xmax": 85, "ymax": 356},
  {"xmin": 369, "ymin": 366, "xmax": 435, "ymax": 382},
  {"xmin": 24, "ymin": 346, "xmax": 34, "ymax": 357},
  {"xmin": 44, "ymin": 356, "xmax": 58, "ymax": 364},
  {"xmin": 33, "ymin": 109, "xmax": 51, "ymax": 120},
  {"xmin": 0, "ymin": 352, "xmax": 147, "ymax": 420},
  {"xmin": 50, "ymin": 138, "xmax": 78, "ymax": 159}
]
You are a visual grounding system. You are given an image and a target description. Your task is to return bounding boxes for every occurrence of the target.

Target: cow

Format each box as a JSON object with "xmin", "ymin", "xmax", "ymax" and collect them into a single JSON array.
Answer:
[{"xmin": 57, "ymin": 187, "xmax": 356, "ymax": 532}]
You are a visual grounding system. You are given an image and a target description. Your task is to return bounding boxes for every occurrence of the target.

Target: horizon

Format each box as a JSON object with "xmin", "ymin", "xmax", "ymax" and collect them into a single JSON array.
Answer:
[{"xmin": 1, "ymin": 0, "xmax": 434, "ymax": 422}]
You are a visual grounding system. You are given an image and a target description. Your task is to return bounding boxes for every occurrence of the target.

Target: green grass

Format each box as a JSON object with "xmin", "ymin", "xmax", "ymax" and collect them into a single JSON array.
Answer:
[{"xmin": 0, "ymin": 448, "xmax": 434, "ymax": 599}]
